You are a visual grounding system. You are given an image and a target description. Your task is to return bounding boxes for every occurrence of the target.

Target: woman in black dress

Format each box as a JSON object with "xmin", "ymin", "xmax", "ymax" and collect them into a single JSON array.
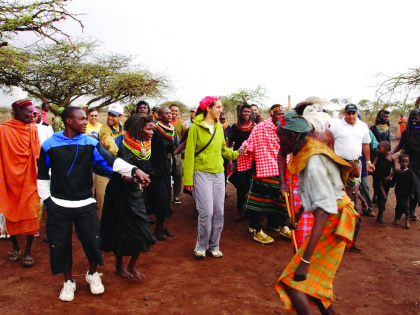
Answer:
[
  {"xmin": 228, "ymin": 104, "xmax": 254, "ymax": 219},
  {"xmin": 147, "ymin": 107, "xmax": 176, "ymax": 240},
  {"xmin": 101, "ymin": 114, "xmax": 156, "ymax": 279}
]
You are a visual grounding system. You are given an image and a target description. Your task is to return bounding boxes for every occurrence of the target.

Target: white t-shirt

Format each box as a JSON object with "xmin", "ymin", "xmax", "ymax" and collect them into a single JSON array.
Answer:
[
  {"xmin": 330, "ymin": 118, "xmax": 370, "ymax": 160},
  {"xmin": 203, "ymin": 121, "xmax": 214, "ymax": 134},
  {"xmin": 36, "ymin": 123, "xmax": 54, "ymax": 145}
]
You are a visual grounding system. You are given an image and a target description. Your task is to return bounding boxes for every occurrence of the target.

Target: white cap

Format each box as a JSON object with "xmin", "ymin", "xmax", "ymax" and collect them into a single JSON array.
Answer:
[{"xmin": 107, "ymin": 104, "xmax": 124, "ymax": 116}]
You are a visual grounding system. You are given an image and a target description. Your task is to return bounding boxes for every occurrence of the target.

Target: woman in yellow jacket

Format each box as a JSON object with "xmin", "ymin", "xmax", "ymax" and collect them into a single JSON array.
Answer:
[{"xmin": 184, "ymin": 96, "xmax": 239, "ymax": 259}]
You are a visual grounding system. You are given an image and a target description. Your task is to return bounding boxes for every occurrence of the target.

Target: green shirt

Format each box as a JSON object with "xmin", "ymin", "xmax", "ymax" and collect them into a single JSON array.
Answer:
[{"xmin": 183, "ymin": 114, "xmax": 238, "ymax": 186}]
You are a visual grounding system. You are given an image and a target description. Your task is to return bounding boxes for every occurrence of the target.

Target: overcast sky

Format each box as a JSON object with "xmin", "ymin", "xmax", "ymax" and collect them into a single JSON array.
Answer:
[{"xmin": 2, "ymin": 0, "xmax": 419, "ymax": 109}]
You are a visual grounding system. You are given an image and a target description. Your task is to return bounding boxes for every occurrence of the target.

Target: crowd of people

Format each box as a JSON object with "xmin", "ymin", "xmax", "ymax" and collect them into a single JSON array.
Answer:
[{"xmin": 0, "ymin": 95, "xmax": 418, "ymax": 313}]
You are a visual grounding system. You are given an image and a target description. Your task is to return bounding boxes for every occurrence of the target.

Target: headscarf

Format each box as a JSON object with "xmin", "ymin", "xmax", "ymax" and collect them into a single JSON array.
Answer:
[
  {"xmin": 279, "ymin": 111, "xmax": 312, "ymax": 134},
  {"xmin": 11, "ymin": 99, "xmax": 33, "ymax": 111},
  {"xmin": 199, "ymin": 96, "xmax": 219, "ymax": 111}
]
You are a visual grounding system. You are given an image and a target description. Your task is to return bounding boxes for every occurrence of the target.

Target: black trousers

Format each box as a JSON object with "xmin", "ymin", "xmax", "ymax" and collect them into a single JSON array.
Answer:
[{"xmin": 45, "ymin": 199, "xmax": 103, "ymax": 275}]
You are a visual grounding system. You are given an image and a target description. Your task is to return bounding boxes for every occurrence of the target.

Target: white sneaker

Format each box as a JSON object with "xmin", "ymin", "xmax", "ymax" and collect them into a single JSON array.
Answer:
[
  {"xmin": 85, "ymin": 271, "xmax": 104, "ymax": 295},
  {"xmin": 59, "ymin": 280, "xmax": 76, "ymax": 302}
]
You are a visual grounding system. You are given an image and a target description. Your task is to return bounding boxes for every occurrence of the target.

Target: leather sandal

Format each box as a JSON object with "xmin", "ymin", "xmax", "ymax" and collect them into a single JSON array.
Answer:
[
  {"xmin": 22, "ymin": 255, "xmax": 35, "ymax": 267},
  {"xmin": 8, "ymin": 250, "xmax": 21, "ymax": 262}
]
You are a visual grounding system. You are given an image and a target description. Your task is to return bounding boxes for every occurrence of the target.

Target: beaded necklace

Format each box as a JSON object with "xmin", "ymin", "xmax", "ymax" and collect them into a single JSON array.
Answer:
[
  {"xmin": 155, "ymin": 121, "xmax": 175, "ymax": 139},
  {"xmin": 123, "ymin": 132, "xmax": 151, "ymax": 160},
  {"xmin": 239, "ymin": 120, "xmax": 253, "ymax": 132}
]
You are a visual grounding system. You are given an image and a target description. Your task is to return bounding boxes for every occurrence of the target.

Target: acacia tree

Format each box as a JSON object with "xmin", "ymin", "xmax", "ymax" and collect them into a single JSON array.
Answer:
[
  {"xmin": 0, "ymin": 0, "xmax": 83, "ymax": 46},
  {"xmin": 219, "ymin": 86, "xmax": 268, "ymax": 115},
  {"xmin": 376, "ymin": 67, "xmax": 420, "ymax": 107},
  {"xmin": 0, "ymin": 41, "xmax": 170, "ymax": 113}
]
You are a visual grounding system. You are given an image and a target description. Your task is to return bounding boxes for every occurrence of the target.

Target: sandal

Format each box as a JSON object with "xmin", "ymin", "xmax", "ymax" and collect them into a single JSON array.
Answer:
[
  {"xmin": 22, "ymin": 255, "xmax": 34, "ymax": 267},
  {"xmin": 8, "ymin": 250, "xmax": 21, "ymax": 262}
]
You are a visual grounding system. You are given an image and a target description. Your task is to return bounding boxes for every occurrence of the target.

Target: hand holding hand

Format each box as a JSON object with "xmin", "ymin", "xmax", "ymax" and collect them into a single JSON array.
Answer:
[
  {"xmin": 134, "ymin": 169, "xmax": 151, "ymax": 187},
  {"xmin": 238, "ymin": 145, "xmax": 248, "ymax": 156},
  {"xmin": 366, "ymin": 163, "xmax": 375, "ymax": 173}
]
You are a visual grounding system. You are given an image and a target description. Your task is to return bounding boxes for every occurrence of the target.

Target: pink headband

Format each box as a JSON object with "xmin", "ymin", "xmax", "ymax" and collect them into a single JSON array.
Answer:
[{"xmin": 199, "ymin": 96, "xmax": 219, "ymax": 111}]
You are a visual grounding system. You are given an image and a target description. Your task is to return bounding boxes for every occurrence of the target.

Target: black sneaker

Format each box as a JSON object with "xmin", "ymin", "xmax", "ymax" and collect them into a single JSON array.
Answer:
[{"xmin": 174, "ymin": 197, "xmax": 181, "ymax": 205}]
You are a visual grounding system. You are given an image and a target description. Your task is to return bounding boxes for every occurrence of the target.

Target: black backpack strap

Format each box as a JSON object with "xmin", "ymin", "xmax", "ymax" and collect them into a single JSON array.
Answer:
[{"xmin": 195, "ymin": 126, "xmax": 216, "ymax": 157}]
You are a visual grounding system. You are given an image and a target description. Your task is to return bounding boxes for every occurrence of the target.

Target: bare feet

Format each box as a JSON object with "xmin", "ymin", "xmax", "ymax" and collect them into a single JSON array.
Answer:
[
  {"xmin": 116, "ymin": 265, "xmax": 133, "ymax": 279},
  {"xmin": 127, "ymin": 266, "xmax": 145, "ymax": 280}
]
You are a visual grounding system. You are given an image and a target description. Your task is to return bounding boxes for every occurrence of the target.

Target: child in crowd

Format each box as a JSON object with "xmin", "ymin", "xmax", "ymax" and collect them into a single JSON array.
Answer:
[
  {"xmin": 391, "ymin": 154, "xmax": 416, "ymax": 229},
  {"xmin": 345, "ymin": 161, "xmax": 368, "ymax": 252},
  {"xmin": 372, "ymin": 141, "xmax": 394, "ymax": 223}
]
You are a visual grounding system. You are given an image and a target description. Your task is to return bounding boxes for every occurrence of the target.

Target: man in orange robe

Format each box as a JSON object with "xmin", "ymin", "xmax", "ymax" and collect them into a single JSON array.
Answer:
[{"xmin": 0, "ymin": 99, "xmax": 40, "ymax": 267}]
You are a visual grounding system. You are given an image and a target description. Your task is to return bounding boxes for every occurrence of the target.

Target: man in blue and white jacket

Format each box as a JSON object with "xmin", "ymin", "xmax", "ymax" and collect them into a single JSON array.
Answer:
[{"xmin": 37, "ymin": 106, "xmax": 150, "ymax": 302}]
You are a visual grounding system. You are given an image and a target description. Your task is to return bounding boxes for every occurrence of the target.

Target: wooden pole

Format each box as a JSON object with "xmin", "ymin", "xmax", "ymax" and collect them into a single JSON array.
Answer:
[
  {"xmin": 288, "ymin": 95, "xmax": 291, "ymax": 111},
  {"xmin": 284, "ymin": 191, "xmax": 298, "ymax": 252}
]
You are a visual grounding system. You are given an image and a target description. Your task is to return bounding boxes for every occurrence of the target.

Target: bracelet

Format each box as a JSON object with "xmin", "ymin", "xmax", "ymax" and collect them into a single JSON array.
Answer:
[
  {"xmin": 301, "ymin": 257, "xmax": 310, "ymax": 264},
  {"xmin": 366, "ymin": 161, "xmax": 371, "ymax": 164}
]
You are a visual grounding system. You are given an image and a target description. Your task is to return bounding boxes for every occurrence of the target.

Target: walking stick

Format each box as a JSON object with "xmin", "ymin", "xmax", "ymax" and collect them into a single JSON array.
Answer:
[{"xmin": 284, "ymin": 191, "xmax": 298, "ymax": 253}]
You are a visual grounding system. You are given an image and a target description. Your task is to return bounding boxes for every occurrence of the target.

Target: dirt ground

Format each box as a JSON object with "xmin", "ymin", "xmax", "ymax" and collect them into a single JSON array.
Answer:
[{"xmin": 1, "ymin": 175, "xmax": 420, "ymax": 314}]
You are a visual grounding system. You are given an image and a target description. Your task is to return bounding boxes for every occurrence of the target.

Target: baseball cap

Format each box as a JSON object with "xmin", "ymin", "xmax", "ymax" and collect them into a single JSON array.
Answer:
[
  {"xmin": 152, "ymin": 106, "xmax": 161, "ymax": 113},
  {"xmin": 344, "ymin": 104, "xmax": 358, "ymax": 113},
  {"xmin": 107, "ymin": 104, "xmax": 124, "ymax": 116},
  {"xmin": 190, "ymin": 107, "xmax": 197, "ymax": 112}
]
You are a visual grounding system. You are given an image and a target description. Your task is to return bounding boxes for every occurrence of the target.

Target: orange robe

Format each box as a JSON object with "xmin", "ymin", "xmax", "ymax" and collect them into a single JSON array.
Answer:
[{"xmin": 0, "ymin": 119, "xmax": 40, "ymax": 235}]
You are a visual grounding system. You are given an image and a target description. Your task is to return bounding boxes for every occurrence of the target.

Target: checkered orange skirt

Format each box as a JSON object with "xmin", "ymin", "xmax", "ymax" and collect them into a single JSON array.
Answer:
[{"xmin": 274, "ymin": 195, "xmax": 358, "ymax": 310}]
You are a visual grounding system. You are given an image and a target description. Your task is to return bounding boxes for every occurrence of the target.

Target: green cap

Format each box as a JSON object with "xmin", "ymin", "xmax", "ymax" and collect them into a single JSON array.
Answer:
[{"xmin": 280, "ymin": 111, "xmax": 312, "ymax": 134}]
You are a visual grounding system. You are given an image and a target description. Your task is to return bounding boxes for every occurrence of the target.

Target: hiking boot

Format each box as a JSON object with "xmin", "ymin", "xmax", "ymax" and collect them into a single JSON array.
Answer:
[
  {"xmin": 86, "ymin": 271, "xmax": 104, "ymax": 295},
  {"xmin": 253, "ymin": 230, "xmax": 274, "ymax": 244},
  {"xmin": 59, "ymin": 280, "xmax": 76, "ymax": 302},
  {"xmin": 174, "ymin": 197, "xmax": 181, "ymax": 205}
]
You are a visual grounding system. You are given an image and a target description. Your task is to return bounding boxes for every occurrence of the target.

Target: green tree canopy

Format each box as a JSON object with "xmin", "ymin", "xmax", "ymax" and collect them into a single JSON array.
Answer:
[
  {"xmin": 219, "ymin": 86, "xmax": 268, "ymax": 114},
  {"xmin": 0, "ymin": 41, "xmax": 170, "ymax": 113},
  {"xmin": 0, "ymin": 0, "xmax": 83, "ymax": 46}
]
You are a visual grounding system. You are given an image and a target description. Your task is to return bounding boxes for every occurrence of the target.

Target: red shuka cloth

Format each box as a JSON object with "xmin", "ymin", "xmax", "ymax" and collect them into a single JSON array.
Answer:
[{"xmin": 0, "ymin": 119, "xmax": 40, "ymax": 235}]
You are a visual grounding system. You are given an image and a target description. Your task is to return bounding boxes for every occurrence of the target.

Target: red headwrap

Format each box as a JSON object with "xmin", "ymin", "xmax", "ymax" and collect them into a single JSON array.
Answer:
[
  {"xmin": 11, "ymin": 99, "xmax": 33, "ymax": 111},
  {"xmin": 199, "ymin": 96, "xmax": 219, "ymax": 111}
]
